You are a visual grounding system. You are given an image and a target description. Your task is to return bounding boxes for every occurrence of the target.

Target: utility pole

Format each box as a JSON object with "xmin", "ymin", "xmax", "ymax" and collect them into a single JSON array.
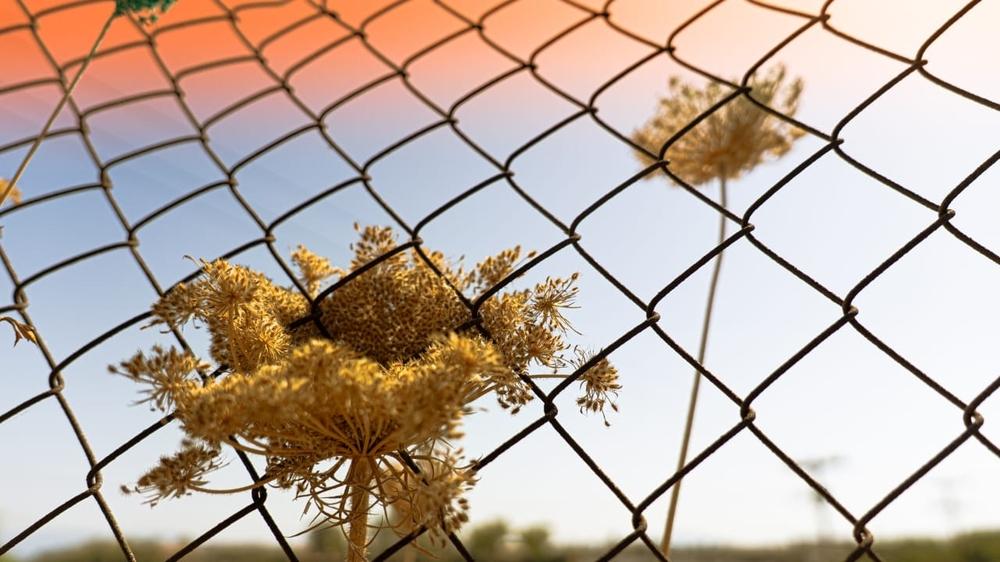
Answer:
[
  {"xmin": 934, "ymin": 477, "xmax": 963, "ymax": 537},
  {"xmin": 798, "ymin": 456, "xmax": 844, "ymax": 562}
]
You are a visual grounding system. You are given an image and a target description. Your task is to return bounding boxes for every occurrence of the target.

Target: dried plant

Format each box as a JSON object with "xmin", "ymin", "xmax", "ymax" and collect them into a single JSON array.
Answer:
[
  {"xmin": 112, "ymin": 225, "xmax": 619, "ymax": 561},
  {"xmin": 0, "ymin": 178, "xmax": 35, "ymax": 346},
  {"xmin": 632, "ymin": 66, "xmax": 806, "ymax": 556},
  {"xmin": 1, "ymin": 316, "xmax": 36, "ymax": 346},
  {"xmin": 0, "ymin": 178, "xmax": 22, "ymax": 207},
  {"xmin": 573, "ymin": 350, "xmax": 621, "ymax": 427},
  {"xmin": 1, "ymin": 6, "xmax": 179, "ymax": 340},
  {"xmin": 631, "ymin": 64, "xmax": 803, "ymax": 186}
]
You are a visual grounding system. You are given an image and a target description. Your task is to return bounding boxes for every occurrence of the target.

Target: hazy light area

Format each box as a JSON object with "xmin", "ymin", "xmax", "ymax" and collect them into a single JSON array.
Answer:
[{"xmin": 3, "ymin": 0, "xmax": 1000, "ymax": 558}]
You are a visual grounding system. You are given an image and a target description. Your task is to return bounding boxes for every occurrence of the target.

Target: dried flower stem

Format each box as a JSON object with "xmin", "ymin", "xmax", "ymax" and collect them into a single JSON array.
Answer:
[
  {"xmin": 634, "ymin": 65, "xmax": 804, "ymax": 556},
  {"xmin": 661, "ymin": 178, "xmax": 728, "ymax": 555},
  {"xmin": 0, "ymin": 8, "xmax": 112, "ymax": 344},
  {"xmin": 3, "ymin": 1, "xmax": 178, "ymax": 207},
  {"xmin": 347, "ymin": 459, "xmax": 373, "ymax": 562},
  {"xmin": 1, "ymin": 13, "xmax": 115, "ymax": 208}
]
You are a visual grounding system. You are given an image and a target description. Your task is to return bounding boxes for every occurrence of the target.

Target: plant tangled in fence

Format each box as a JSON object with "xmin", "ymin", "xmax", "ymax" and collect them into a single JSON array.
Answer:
[{"xmin": 110, "ymin": 225, "xmax": 619, "ymax": 561}]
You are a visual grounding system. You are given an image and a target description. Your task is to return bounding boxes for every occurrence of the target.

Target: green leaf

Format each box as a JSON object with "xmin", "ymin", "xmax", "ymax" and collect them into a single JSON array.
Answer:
[{"xmin": 115, "ymin": 0, "xmax": 178, "ymax": 23}]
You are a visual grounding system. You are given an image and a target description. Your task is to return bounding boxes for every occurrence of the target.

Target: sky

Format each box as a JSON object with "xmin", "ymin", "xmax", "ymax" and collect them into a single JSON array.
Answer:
[{"xmin": 3, "ymin": 0, "xmax": 1000, "ymax": 559}]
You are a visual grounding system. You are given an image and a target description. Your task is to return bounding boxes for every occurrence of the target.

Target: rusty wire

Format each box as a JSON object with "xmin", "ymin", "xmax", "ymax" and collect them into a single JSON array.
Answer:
[{"xmin": 2, "ymin": 0, "xmax": 1000, "ymax": 560}]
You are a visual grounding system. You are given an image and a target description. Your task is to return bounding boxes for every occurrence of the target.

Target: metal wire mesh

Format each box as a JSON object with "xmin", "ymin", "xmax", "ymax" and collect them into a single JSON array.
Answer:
[{"xmin": 2, "ymin": 0, "xmax": 999, "ymax": 560}]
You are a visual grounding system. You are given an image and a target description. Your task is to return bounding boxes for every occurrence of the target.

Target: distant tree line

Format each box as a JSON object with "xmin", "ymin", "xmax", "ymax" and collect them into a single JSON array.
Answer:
[{"xmin": 8, "ymin": 524, "xmax": 1000, "ymax": 562}]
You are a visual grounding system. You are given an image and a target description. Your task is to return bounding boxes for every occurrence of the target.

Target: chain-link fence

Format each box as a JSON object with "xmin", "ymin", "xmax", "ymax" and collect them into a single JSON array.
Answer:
[{"xmin": 2, "ymin": 0, "xmax": 999, "ymax": 560}]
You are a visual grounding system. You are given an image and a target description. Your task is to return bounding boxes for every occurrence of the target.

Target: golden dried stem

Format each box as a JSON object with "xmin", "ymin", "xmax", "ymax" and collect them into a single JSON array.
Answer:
[
  {"xmin": 347, "ymin": 459, "xmax": 373, "ymax": 562},
  {"xmin": 2, "ymin": 12, "xmax": 115, "ymax": 207},
  {"xmin": 661, "ymin": 177, "xmax": 728, "ymax": 555}
]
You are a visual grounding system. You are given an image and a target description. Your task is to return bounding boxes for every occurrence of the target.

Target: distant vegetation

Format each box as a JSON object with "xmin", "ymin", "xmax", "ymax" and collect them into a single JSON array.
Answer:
[{"xmin": 8, "ymin": 524, "xmax": 1000, "ymax": 561}]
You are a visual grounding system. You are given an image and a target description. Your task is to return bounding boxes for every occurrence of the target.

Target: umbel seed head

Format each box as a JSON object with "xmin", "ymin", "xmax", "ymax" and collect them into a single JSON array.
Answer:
[
  {"xmin": 631, "ymin": 64, "xmax": 805, "ymax": 186},
  {"xmin": 111, "ymin": 225, "xmax": 621, "ymax": 553}
]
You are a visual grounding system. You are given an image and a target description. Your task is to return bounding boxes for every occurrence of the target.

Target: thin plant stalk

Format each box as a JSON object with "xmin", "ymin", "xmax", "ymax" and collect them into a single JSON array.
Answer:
[
  {"xmin": 347, "ymin": 459, "xmax": 373, "ymax": 562},
  {"xmin": 660, "ymin": 178, "xmax": 728, "ymax": 556},
  {"xmin": 0, "ymin": 12, "xmax": 115, "ymax": 207}
]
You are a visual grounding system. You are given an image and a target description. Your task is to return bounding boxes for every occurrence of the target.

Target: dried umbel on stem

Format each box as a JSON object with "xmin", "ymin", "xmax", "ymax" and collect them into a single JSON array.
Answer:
[
  {"xmin": 381, "ymin": 452, "xmax": 476, "ymax": 548},
  {"xmin": 632, "ymin": 66, "xmax": 806, "ymax": 556},
  {"xmin": 573, "ymin": 350, "xmax": 622, "ymax": 427},
  {"xmin": 112, "ymin": 225, "xmax": 620, "ymax": 561},
  {"xmin": 0, "ymin": 178, "xmax": 35, "ymax": 346},
  {"xmin": 631, "ymin": 64, "xmax": 804, "ymax": 186}
]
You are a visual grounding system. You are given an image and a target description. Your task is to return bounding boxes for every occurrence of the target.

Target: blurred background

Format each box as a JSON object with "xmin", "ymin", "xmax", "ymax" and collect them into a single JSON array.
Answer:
[{"xmin": 2, "ymin": 0, "xmax": 1000, "ymax": 560}]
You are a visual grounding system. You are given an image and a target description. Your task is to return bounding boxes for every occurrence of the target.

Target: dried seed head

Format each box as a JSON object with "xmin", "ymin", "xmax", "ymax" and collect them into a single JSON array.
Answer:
[
  {"xmin": 149, "ymin": 259, "xmax": 308, "ymax": 372},
  {"xmin": 573, "ymin": 349, "xmax": 622, "ymax": 427},
  {"xmin": 459, "ymin": 246, "xmax": 534, "ymax": 297},
  {"xmin": 1, "ymin": 316, "xmax": 36, "ymax": 346},
  {"xmin": 116, "ymin": 225, "xmax": 617, "ymax": 545},
  {"xmin": 632, "ymin": 64, "xmax": 804, "ymax": 186},
  {"xmin": 109, "ymin": 345, "xmax": 205, "ymax": 411},
  {"xmin": 125, "ymin": 439, "xmax": 223, "ymax": 505},
  {"xmin": 0, "ymin": 178, "xmax": 22, "ymax": 206},
  {"xmin": 318, "ymin": 226, "xmax": 468, "ymax": 365},
  {"xmin": 383, "ymin": 452, "xmax": 476, "ymax": 546},
  {"xmin": 292, "ymin": 244, "xmax": 341, "ymax": 297}
]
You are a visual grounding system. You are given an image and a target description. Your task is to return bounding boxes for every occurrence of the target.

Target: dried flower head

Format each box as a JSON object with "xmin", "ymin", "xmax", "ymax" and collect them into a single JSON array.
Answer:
[
  {"xmin": 316, "ymin": 225, "xmax": 470, "ymax": 365},
  {"xmin": 1, "ymin": 315, "xmax": 36, "ymax": 346},
  {"xmin": 631, "ymin": 64, "xmax": 804, "ymax": 186},
  {"xmin": 291, "ymin": 244, "xmax": 341, "ymax": 297},
  {"xmin": 109, "ymin": 345, "xmax": 205, "ymax": 411},
  {"xmin": 114, "ymin": 226, "xmax": 618, "ymax": 561},
  {"xmin": 572, "ymin": 350, "xmax": 622, "ymax": 427},
  {"xmin": 0, "ymin": 178, "xmax": 33, "ymax": 346},
  {"xmin": 149, "ymin": 258, "xmax": 308, "ymax": 372},
  {"xmin": 121, "ymin": 439, "xmax": 223, "ymax": 505},
  {"xmin": 382, "ymin": 452, "xmax": 476, "ymax": 547},
  {"xmin": 0, "ymin": 178, "xmax": 22, "ymax": 206}
]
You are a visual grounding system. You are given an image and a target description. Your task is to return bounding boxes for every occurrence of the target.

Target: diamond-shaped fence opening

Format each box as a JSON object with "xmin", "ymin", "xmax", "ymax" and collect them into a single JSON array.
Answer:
[{"xmin": 3, "ymin": 1, "xmax": 1000, "ymax": 561}]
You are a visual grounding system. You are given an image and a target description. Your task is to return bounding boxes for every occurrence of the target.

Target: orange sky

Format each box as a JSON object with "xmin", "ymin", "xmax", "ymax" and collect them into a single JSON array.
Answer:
[{"xmin": 2, "ymin": 0, "xmax": 995, "ymax": 162}]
